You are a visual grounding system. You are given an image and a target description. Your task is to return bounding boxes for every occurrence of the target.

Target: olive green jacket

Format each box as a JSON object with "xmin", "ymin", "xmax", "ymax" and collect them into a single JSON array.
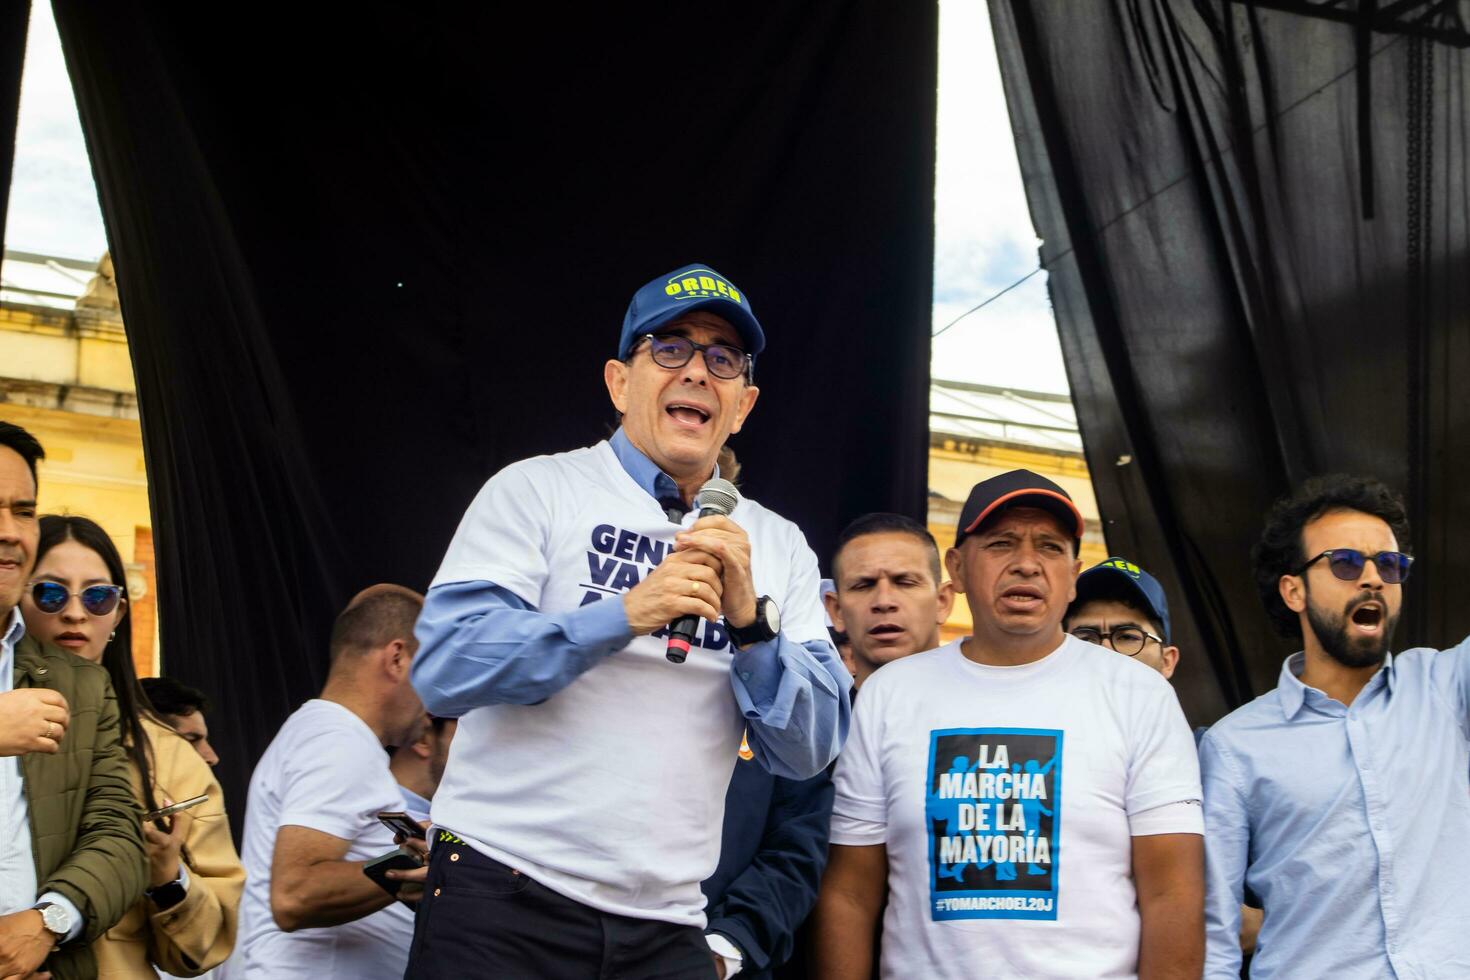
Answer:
[{"xmin": 14, "ymin": 634, "xmax": 147, "ymax": 980}]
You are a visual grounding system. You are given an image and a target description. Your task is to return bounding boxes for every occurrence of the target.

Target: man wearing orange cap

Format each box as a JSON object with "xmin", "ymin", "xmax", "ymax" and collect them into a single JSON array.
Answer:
[{"xmin": 814, "ymin": 470, "xmax": 1204, "ymax": 979}]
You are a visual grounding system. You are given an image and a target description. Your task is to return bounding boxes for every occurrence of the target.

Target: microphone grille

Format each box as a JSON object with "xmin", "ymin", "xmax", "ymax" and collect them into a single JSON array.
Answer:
[{"xmin": 697, "ymin": 478, "xmax": 740, "ymax": 516}]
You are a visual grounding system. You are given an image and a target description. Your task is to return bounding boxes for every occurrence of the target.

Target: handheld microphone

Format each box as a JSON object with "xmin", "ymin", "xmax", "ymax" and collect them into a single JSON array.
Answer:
[{"xmin": 667, "ymin": 478, "xmax": 740, "ymax": 664}]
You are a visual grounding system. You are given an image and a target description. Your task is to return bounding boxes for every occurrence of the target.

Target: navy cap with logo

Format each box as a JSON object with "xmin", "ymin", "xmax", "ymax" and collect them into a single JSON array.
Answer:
[
  {"xmin": 954, "ymin": 469, "xmax": 1085, "ymax": 548},
  {"xmin": 1069, "ymin": 557, "xmax": 1172, "ymax": 643},
  {"xmin": 618, "ymin": 263, "xmax": 766, "ymax": 361}
]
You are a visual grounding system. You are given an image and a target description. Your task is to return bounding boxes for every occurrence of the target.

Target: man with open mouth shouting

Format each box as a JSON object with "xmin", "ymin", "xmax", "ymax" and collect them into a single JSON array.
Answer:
[
  {"xmin": 405, "ymin": 264, "xmax": 849, "ymax": 979},
  {"xmin": 1201, "ymin": 475, "xmax": 1470, "ymax": 979}
]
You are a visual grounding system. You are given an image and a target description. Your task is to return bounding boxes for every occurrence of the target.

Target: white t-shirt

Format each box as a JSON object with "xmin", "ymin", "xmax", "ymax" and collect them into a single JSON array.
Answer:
[
  {"xmin": 231, "ymin": 700, "xmax": 415, "ymax": 979},
  {"xmin": 832, "ymin": 636, "xmax": 1202, "ymax": 980},
  {"xmin": 428, "ymin": 441, "xmax": 830, "ymax": 926}
]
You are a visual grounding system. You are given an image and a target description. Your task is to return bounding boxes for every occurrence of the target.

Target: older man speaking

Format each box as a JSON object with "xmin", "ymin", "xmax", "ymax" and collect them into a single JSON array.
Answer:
[{"xmin": 407, "ymin": 264, "xmax": 851, "ymax": 979}]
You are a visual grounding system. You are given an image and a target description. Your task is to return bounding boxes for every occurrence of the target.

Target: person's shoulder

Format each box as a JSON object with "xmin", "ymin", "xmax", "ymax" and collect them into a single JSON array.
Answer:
[
  {"xmin": 16, "ymin": 635, "xmax": 111, "ymax": 699},
  {"xmin": 864, "ymin": 642, "xmax": 959, "ymax": 694},
  {"xmin": 1199, "ymin": 686, "xmax": 1285, "ymax": 746},
  {"xmin": 143, "ymin": 714, "xmax": 222, "ymax": 801},
  {"xmin": 733, "ymin": 494, "xmax": 809, "ymax": 545}
]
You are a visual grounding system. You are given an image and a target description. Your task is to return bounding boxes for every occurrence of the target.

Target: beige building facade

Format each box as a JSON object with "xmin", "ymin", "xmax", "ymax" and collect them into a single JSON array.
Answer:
[{"xmin": 0, "ymin": 250, "xmax": 158, "ymax": 675}]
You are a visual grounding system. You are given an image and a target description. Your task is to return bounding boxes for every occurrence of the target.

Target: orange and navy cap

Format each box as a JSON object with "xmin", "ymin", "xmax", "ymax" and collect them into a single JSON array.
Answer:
[
  {"xmin": 619, "ymin": 263, "xmax": 765, "ymax": 360},
  {"xmin": 954, "ymin": 469, "xmax": 1084, "ymax": 548}
]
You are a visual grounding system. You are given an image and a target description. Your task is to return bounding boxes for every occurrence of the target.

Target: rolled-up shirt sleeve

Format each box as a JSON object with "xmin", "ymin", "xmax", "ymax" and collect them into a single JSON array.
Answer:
[
  {"xmin": 732, "ymin": 634, "xmax": 851, "ymax": 780},
  {"xmin": 412, "ymin": 581, "xmax": 632, "ymax": 716}
]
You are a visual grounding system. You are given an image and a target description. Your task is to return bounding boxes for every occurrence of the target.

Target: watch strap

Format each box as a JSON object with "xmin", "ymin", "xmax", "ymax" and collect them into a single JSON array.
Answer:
[
  {"xmin": 146, "ymin": 876, "xmax": 188, "ymax": 911},
  {"xmin": 726, "ymin": 596, "xmax": 778, "ymax": 647}
]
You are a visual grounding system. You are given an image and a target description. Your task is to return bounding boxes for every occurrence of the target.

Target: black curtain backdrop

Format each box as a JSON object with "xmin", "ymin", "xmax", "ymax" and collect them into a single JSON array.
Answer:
[
  {"xmin": 992, "ymin": 0, "xmax": 1470, "ymax": 724},
  {"xmin": 50, "ymin": 3, "xmax": 937, "ymax": 813},
  {"xmin": 0, "ymin": 1, "xmax": 29, "ymax": 254}
]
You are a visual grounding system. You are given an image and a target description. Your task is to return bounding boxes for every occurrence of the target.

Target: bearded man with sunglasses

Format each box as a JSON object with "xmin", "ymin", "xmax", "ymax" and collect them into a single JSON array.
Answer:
[
  {"xmin": 406, "ymin": 264, "xmax": 850, "ymax": 979},
  {"xmin": 1201, "ymin": 475, "xmax": 1470, "ymax": 979}
]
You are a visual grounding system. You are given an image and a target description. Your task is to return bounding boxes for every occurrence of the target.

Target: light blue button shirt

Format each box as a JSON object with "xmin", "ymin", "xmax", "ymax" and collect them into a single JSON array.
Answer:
[
  {"xmin": 412, "ymin": 428, "xmax": 851, "ymax": 779},
  {"xmin": 0, "ymin": 607, "xmax": 83, "ymax": 940},
  {"xmin": 1201, "ymin": 640, "xmax": 1470, "ymax": 979}
]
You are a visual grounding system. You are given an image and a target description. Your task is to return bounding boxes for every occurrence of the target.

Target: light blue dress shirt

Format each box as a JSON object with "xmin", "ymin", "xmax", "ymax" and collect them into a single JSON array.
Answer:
[
  {"xmin": 0, "ymin": 607, "xmax": 84, "ymax": 940},
  {"xmin": 412, "ymin": 428, "xmax": 851, "ymax": 779},
  {"xmin": 1201, "ymin": 640, "xmax": 1470, "ymax": 979}
]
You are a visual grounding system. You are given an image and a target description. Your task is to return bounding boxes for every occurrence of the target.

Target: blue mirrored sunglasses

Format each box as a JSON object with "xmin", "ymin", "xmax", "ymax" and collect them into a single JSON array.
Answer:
[{"xmin": 29, "ymin": 581, "xmax": 124, "ymax": 616}]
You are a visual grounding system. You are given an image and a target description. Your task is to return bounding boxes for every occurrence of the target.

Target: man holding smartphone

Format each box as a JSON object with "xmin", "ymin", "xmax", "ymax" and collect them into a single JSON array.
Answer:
[{"xmin": 229, "ymin": 585, "xmax": 427, "ymax": 979}]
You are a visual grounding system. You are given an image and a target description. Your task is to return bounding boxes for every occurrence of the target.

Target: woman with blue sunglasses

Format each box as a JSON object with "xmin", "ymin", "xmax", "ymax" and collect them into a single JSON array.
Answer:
[{"xmin": 21, "ymin": 515, "xmax": 244, "ymax": 978}]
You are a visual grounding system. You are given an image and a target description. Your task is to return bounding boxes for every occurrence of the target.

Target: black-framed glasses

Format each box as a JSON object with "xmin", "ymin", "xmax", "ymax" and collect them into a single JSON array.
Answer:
[
  {"xmin": 1069, "ymin": 625, "xmax": 1162, "ymax": 657},
  {"xmin": 1295, "ymin": 549, "xmax": 1414, "ymax": 585},
  {"xmin": 29, "ymin": 581, "xmax": 124, "ymax": 616},
  {"xmin": 638, "ymin": 334, "xmax": 751, "ymax": 380}
]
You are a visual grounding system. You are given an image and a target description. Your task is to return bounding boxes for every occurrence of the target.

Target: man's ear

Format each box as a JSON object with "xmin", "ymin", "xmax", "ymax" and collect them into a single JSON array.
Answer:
[
  {"xmin": 726, "ymin": 384, "xmax": 760, "ymax": 435},
  {"xmin": 1160, "ymin": 645, "xmax": 1180, "ymax": 680},
  {"xmin": 944, "ymin": 548, "xmax": 967, "ymax": 594},
  {"xmin": 936, "ymin": 579, "xmax": 956, "ymax": 624},
  {"xmin": 604, "ymin": 359, "xmax": 630, "ymax": 414},
  {"xmin": 383, "ymin": 639, "xmax": 411, "ymax": 681},
  {"xmin": 823, "ymin": 590, "xmax": 845, "ymax": 634},
  {"xmin": 1279, "ymin": 573, "xmax": 1307, "ymax": 614}
]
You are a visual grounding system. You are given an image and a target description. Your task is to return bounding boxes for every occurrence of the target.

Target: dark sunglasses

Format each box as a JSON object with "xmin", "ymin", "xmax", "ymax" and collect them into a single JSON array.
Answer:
[
  {"xmin": 639, "ymin": 334, "xmax": 751, "ymax": 381},
  {"xmin": 1295, "ymin": 549, "xmax": 1414, "ymax": 585},
  {"xmin": 29, "ymin": 581, "xmax": 124, "ymax": 616}
]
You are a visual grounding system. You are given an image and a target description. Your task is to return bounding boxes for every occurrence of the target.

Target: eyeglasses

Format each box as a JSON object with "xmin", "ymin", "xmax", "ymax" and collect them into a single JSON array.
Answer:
[
  {"xmin": 29, "ymin": 581, "xmax": 124, "ymax": 616},
  {"xmin": 638, "ymin": 334, "xmax": 751, "ymax": 380},
  {"xmin": 1068, "ymin": 625, "xmax": 1162, "ymax": 657},
  {"xmin": 1295, "ymin": 549, "xmax": 1414, "ymax": 585}
]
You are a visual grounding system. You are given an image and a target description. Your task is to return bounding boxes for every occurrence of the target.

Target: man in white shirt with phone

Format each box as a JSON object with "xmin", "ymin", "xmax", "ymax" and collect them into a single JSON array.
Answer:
[{"xmin": 229, "ymin": 585, "xmax": 427, "ymax": 979}]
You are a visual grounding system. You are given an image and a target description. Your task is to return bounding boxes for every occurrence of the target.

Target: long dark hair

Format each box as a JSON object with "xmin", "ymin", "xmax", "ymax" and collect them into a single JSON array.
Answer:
[{"xmin": 36, "ymin": 515, "xmax": 160, "ymax": 812}]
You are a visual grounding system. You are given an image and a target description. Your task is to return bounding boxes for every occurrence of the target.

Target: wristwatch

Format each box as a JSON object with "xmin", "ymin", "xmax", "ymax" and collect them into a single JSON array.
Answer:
[
  {"xmin": 146, "ymin": 875, "xmax": 188, "ymax": 911},
  {"xmin": 34, "ymin": 901, "xmax": 73, "ymax": 942},
  {"xmin": 725, "ymin": 596, "xmax": 781, "ymax": 648}
]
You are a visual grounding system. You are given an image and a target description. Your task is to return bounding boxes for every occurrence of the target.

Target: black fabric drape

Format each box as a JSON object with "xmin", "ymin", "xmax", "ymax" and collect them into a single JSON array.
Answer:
[
  {"xmin": 51, "ymin": 3, "xmax": 937, "ymax": 814},
  {"xmin": 0, "ymin": 1, "xmax": 30, "ymax": 257},
  {"xmin": 991, "ymin": 0, "xmax": 1470, "ymax": 724}
]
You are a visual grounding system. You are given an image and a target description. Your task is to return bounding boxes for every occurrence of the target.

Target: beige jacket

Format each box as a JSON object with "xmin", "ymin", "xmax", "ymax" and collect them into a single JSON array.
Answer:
[{"xmin": 92, "ymin": 715, "xmax": 245, "ymax": 978}]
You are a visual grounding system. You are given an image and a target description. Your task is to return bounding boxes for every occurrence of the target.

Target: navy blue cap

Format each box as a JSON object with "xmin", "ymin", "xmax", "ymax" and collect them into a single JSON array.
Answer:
[
  {"xmin": 618, "ymin": 263, "xmax": 765, "ymax": 360},
  {"xmin": 1069, "ymin": 557, "xmax": 1172, "ymax": 643}
]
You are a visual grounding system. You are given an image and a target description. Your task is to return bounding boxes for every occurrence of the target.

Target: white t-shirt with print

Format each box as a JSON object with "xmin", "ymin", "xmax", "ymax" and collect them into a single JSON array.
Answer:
[
  {"xmin": 427, "ymin": 440, "xmax": 830, "ymax": 927},
  {"xmin": 832, "ymin": 636, "xmax": 1202, "ymax": 980},
  {"xmin": 232, "ymin": 699, "xmax": 415, "ymax": 979}
]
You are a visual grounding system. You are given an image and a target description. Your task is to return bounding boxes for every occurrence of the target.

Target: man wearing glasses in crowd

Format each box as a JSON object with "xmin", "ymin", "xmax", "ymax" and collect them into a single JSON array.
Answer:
[
  {"xmin": 1201, "ymin": 475, "xmax": 1470, "ymax": 978},
  {"xmin": 1064, "ymin": 557, "xmax": 1179, "ymax": 679},
  {"xmin": 407, "ymin": 265, "xmax": 849, "ymax": 978}
]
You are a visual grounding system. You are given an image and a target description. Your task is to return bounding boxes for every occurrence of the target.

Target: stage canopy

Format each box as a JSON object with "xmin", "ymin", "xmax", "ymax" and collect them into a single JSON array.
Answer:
[
  {"xmin": 992, "ymin": 0, "xmax": 1470, "ymax": 722},
  {"xmin": 0, "ymin": 2, "xmax": 938, "ymax": 807}
]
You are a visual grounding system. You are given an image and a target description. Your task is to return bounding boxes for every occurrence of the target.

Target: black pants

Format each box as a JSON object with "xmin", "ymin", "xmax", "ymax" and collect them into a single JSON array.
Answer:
[{"xmin": 405, "ymin": 834, "xmax": 717, "ymax": 980}]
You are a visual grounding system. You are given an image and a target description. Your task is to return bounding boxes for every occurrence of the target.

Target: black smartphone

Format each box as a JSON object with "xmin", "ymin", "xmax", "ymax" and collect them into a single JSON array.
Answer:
[
  {"xmin": 376, "ymin": 810, "xmax": 427, "ymax": 840},
  {"xmin": 363, "ymin": 848, "xmax": 424, "ymax": 906}
]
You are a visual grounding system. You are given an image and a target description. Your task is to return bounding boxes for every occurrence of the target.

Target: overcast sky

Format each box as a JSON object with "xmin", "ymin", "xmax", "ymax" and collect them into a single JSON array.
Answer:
[{"xmin": 4, "ymin": 0, "xmax": 1069, "ymax": 395}]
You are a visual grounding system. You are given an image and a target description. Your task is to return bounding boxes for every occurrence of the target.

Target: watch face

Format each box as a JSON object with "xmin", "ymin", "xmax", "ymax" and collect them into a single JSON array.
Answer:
[
  {"xmin": 40, "ymin": 903, "xmax": 70, "ymax": 934},
  {"xmin": 761, "ymin": 598, "xmax": 781, "ymax": 634}
]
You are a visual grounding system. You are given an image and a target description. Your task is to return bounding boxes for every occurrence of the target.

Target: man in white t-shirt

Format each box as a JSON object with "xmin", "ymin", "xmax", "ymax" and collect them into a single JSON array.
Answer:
[
  {"xmin": 813, "ymin": 470, "xmax": 1204, "ymax": 979},
  {"xmin": 406, "ymin": 263, "xmax": 851, "ymax": 979},
  {"xmin": 230, "ymin": 585, "xmax": 427, "ymax": 979}
]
